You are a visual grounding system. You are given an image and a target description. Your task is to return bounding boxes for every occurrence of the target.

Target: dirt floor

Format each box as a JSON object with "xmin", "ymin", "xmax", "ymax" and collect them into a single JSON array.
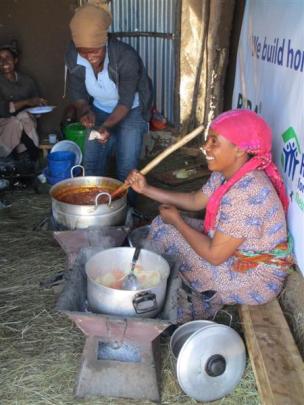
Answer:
[{"xmin": 0, "ymin": 148, "xmax": 301, "ymax": 404}]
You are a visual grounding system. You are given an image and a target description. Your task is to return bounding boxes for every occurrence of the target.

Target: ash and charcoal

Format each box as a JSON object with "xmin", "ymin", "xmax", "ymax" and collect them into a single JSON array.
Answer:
[{"xmin": 97, "ymin": 341, "xmax": 141, "ymax": 363}]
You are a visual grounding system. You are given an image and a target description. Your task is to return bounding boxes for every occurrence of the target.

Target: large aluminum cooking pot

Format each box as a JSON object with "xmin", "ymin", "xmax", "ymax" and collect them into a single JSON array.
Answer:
[
  {"xmin": 49, "ymin": 166, "xmax": 127, "ymax": 230},
  {"xmin": 86, "ymin": 247, "xmax": 170, "ymax": 318}
]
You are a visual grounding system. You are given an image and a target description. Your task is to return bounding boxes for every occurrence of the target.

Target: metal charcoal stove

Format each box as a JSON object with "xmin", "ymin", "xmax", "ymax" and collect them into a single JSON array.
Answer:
[
  {"xmin": 34, "ymin": 207, "xmax": 150, "ymax": 269},
  {"xmin": 56, "ymin": 247, "xmax": 180, "ymax": 402},
  {"xmin": 33, "ymin": 206, "xmax": 150, "ymax": 232}
]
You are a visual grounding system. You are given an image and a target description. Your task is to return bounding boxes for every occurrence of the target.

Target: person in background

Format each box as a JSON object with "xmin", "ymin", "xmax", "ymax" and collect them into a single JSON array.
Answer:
[
  {"xmin": 0, "ymin": 41, "xmax": 47, "ymax": 166},
  {"xmin": 63, "ymin": 1, "xmax": 153, "ymax": 206},
  {"xmin": 126, "ymin": 109, "xmax": 293, "ymax": 322}
]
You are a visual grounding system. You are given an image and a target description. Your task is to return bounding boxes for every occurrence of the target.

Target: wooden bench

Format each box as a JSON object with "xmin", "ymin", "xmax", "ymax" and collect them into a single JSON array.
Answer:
[
  {"xmin": 239, "ymin": 299, "xmax": 304, "ymax": 405},
  {"xmin": 39, "ymin": 143, "xmax": 52, "ymax": 158}
]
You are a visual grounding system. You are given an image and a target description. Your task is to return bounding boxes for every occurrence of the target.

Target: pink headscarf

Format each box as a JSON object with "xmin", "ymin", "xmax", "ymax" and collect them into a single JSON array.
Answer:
[{"xmin": 204, "ymin": 109, "xmax": 289, "ymax": 233}]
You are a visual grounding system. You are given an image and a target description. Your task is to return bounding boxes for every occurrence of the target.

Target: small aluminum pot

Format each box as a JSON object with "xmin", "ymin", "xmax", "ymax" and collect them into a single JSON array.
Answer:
[
  {"xmin": 49, "ymin": 166, "xmax": 127, "ymax": 229},
  {"xmin": 128, "ymin": 225, "xmax": 151, "ymax": 247},
  {"xmin": 170, "ymin": 320, "xmax": 215, "ymax": 359},
  {"xmin": 86, "ymin": 247, "xmax": 170, "ymax": 318}
]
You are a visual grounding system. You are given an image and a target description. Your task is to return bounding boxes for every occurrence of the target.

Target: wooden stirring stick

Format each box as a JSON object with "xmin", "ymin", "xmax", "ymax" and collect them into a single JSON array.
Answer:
[{"xmin": 110, "ymin": 124, "xmax": 205, "ymax": 199}]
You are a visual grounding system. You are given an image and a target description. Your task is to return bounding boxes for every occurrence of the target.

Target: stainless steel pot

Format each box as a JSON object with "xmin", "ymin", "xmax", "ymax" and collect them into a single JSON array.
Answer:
[
  {"xmin": 49, "ymin": 166, "xmax": 127, "ymax": 229},
  {"xmin": 86, "ymin": 247, "xmax": 170, "ymax": 318}
]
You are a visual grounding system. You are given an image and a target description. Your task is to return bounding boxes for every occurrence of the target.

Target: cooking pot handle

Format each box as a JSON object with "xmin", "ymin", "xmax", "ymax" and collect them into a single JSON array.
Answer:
[
  {"xmin": 71, "ymin": 165, "xmax": 85, "ymax": 177},
  {"xmin": 133, "ymin": 291, "xmax": 158, "ymax": 314},
  {"xmin": 212, "ymin": 309, "xmax": 233, "ymax": 327},
  {"xmin": 95, "ymin": 192, "xmax": 112, "ymax": 208}
]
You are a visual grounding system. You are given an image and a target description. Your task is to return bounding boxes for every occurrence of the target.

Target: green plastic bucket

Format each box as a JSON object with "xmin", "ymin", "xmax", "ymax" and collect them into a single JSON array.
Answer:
[{"xmin": 63, "ymin": 122, "xmax": 86, "ymax": 153}]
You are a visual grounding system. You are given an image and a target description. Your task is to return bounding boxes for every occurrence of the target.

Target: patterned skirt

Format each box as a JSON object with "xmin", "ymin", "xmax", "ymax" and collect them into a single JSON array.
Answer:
[{"xmin": 149, "ymin": 215, "xmax": 288, "ymax": 322}]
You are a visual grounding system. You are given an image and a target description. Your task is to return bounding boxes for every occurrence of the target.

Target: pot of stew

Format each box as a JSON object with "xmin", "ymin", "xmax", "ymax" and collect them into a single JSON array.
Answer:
[
  {"xmin": 49, "ymin": 166, "xmax": 127, "ymax": 229},
  {"xmin": 85, "ymin": 247, "xmax": 170, "ymax": 318}
]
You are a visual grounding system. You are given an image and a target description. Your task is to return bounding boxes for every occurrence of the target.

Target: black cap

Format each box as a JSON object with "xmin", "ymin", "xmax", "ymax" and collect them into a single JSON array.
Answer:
[{"xmin": 0, "ymin": 40, "xmax": 18, "ymax": 57}]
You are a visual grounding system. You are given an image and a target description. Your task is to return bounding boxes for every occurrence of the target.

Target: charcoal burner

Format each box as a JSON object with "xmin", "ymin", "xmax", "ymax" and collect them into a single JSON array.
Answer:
[
  {"xmin": 67, "ymin": 313, "xmax": 171, "ymax": 401},
  {"xmin": 56, "ymin": 246, "xmax": 180, "ymax": 402}
]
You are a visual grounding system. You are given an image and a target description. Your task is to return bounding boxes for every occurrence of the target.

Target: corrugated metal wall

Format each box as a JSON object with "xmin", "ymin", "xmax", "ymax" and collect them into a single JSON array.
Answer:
[{"xmin": 109, "ymin": 0, "xmax": 179, "ymax": 124}]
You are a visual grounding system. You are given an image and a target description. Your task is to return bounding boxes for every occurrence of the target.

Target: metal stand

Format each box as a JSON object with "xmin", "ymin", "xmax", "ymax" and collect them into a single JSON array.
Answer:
[{"xmin": 68, "ymin": 312, "xmax": 170, "ymax": 402}]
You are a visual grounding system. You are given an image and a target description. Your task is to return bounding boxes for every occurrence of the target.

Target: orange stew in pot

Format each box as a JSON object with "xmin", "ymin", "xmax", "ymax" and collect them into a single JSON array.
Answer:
[{"xmin": 55, "ymin": 187, "xmax": 118, "ymax": 205}]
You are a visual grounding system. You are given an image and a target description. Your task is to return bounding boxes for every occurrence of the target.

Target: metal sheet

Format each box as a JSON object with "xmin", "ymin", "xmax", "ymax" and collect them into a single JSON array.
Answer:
[{"xmin": 110, "ymin": 0, "xmax": 178, "ymax": 123}]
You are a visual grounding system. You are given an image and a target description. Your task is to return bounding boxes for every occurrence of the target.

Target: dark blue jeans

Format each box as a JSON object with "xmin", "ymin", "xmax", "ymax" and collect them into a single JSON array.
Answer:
[{"xmin": 83, "ymin": 106, "xmax": 148, "ymax": 206}]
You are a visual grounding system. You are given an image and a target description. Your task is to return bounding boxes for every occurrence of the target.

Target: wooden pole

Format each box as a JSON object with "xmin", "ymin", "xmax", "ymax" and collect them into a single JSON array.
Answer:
[{"xmin": 111, "ymin": 124, "xmax": 204, "ymax": 199}]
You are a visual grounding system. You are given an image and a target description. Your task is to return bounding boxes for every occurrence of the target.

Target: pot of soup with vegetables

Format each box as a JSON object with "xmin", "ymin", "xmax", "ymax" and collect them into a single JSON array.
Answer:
[
  {"xmin": 49, "ymin": 166, "xmax": 127, "ymax": 229},
  {"xmin": 85, "ymin": 247, "xmax": 170, "ymax": 318}
]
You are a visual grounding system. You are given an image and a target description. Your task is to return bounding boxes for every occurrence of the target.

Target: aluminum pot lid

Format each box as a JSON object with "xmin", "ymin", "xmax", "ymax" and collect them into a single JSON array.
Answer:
[
  {"xmin": 170, "ymin": 320, "xmax": 215, "ymax": 359},
  {"xmin": 176, "ymin": 323, "xmax": 246, "ymax": 402}
]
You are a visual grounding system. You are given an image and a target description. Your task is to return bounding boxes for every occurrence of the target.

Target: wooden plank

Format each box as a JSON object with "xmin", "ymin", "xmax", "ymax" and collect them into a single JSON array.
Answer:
[
  {"xmin": 39, "ymin": 143, "xmax": 52, "ymax": 150},
  {"xmin": 240, "ymin": 300, "xmax": 304, "ymax": 405},
  {"xmin": 39, "ymin": 143, "xmax": 52, "ymax": 158}
]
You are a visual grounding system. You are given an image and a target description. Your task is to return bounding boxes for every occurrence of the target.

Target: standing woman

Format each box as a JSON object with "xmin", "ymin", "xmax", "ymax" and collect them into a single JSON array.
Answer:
[
  {"xmin": 126, "ymin": 110, "xmax": 293, "ymax": 322},
  {"xmin": 0, "ymin": 42, "xmax": 47, "ymax": 163},
  {"xmin": 64, "ymin": 1, "xmax": 153, "ymax": 205}
]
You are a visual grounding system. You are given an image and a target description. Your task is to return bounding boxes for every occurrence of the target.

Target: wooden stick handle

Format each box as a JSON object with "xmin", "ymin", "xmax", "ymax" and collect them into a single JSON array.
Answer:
[
  {"xmin": 140, "ymin": 124, "xmax": 204, "ymax": 175},
  {"xmin": 111, "ymin": 124, "xmax": 205, "ymax": 199}
]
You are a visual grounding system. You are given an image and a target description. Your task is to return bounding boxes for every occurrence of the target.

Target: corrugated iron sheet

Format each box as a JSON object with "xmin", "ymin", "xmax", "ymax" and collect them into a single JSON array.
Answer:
[{"xmin": 110, "ymin": 0, "xmax": 178, "ymax": 123}]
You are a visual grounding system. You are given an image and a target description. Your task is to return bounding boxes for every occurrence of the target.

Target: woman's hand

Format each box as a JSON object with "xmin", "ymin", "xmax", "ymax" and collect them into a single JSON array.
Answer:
[
  {"xmin": 96, "ymin": 127, "xmax": 111, "ymax": 144},
  {"xmin": 80, "ymin": 110, "xmax": 95, "ymax": 128},
  {"xmin": 159, "ymin": 204, "xmax": 183, "ymax": 226},
  {"xmin": 27, "ymin": 97, "xmax": 48, "ymax": 107},
  {"xmin": 62, "ymin": 104, "xmax": 77, "ymax": 125},
  {"xmin": 126, "ymin": 170, "xmax": 148, "ymax": 194},
  {"xmin": 12, "ymin": 97, "xmax": 48, "ymax": 113}
]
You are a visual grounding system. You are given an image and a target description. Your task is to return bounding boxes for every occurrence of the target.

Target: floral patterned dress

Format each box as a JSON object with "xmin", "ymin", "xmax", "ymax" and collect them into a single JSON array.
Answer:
[{"xmin": 149, "ymin": 170, "xmax": 290, "ymax": 321}]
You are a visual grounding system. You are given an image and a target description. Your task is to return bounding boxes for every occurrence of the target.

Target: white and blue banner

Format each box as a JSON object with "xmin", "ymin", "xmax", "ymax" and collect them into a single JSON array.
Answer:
[{"xmin": 232, "ymin": 0, "xmax": 304, "ymax": 274}]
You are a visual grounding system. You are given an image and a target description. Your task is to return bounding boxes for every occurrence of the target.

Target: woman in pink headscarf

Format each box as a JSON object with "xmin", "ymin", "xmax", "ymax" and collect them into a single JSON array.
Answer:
[{"xmin": 126, "ymin": 109, "xmax": 293, "ymax": 322}]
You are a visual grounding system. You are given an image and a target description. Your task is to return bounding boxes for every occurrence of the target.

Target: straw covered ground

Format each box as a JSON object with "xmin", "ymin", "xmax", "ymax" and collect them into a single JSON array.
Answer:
[{"xmin": 0, "ymin": 186, "xmax": 260, "ymax": 405}]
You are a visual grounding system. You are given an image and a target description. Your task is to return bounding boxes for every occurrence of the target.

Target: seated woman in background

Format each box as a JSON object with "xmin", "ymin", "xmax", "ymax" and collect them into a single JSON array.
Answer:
[
  {"xmin": 0, "ymin": 42, "xmax": 47, "ymax": 163},
  {"xmin": 126, "ymin": 109, "xmax": 293, "ymax": 322}
]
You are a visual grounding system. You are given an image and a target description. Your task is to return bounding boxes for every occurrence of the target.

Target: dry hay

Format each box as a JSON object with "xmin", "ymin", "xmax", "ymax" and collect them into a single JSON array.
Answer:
[{"xmin": 0, "ymin": 188, "xmax": 260, "ymax": 404}]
